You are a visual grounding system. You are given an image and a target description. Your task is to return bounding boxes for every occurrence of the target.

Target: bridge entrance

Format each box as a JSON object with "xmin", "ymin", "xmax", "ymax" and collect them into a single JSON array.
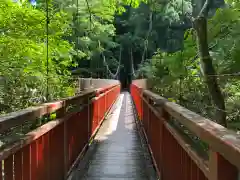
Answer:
[{"xmin": 120, "ymin": 72, "xmax": 132, "ymax": 90}]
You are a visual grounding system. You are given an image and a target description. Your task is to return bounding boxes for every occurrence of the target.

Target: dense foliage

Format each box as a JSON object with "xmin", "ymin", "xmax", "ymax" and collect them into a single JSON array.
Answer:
[
  {"xmin": 1, "ymin": 0, "xmax": 240, "ymax": 130},
  {"xmin": 0, "ymin": 0, "xmax": 124, "ymax": 113},
  {"xmin": 0, "ymin": 0, "xmax": 75, "ymax": 113},
  {"xmin": 135, "ymin": 0, "xmax": 240, "ymax": 129}
]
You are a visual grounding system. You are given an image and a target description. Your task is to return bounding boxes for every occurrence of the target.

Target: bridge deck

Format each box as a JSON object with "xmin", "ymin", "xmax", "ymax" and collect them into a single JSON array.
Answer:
[{"xmin": 69, "ymin": 91, "xmax": 157, "ymax": 180}]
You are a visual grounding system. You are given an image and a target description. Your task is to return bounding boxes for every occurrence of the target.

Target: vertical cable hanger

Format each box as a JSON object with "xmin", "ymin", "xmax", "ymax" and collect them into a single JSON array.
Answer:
[
  {"xmin": 46, "ymin": 0, "xmax": 49, "ymax": 102},
  {"xmin": 179, "ymin": 51, "xmax": 183, "ymax": 104},
  {"xmin": 99, "ymin": 41, "xmax": 121, "ymax": 79},
  {"xmin": 84, "ymin": 0, "xmax": 93, "ymax": 78},
  {"xmin": 105, "ymin": 61, "xmax": 108, "ymax": 79},
  {"xmin": 97, "ymin": 56, "xmax": 99, "ymax": 78},
  {"xmin": 118, "ymin": 46, "xmax": 122, "ymax": 80},
  {"xmin": 76, "ymin": 0, "xmax": 84, "ymax": 81},
  {"xmin": 104, "ymin": 52, "xmax": 108, "ymax": 79},
  {"xmin": 179, "ymin": 0, "xmax": 184, "ymax": 104},
  {"xmin": 75, "ymin": 0, "xmax": 79, "ymax": 82},
  {"xmin": 130, "ymin": 47, "xmax": 136, "ymax": 77},
  {"xmin": 76, "ymin": 0, "xmax": 79, "ymax": 59}
]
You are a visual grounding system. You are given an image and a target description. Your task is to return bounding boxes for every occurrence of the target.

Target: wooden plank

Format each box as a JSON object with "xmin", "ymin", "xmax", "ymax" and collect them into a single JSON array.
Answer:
[
  {"xmin": 4, "ymin": 155, "xmax": 13, "ymax": 180},
  {"xmin": 0, "ymin": 103, "xmax": 60, "ymax": 133},
  {"xmin": 30, "ymin": 141, "xmax": 37, "ymax": 180},
  {"xmin": 143, "ymin": 89, "xmax": 240, "ymax": 170},
  {"xmin": 65, "ymin": 90, "xmax": 95, "ymax": 107},
  {"xmin": 209, "ymin": 150, "xmax": 238, "ymax": 180},
  {"xmin": 0, "ymin": 161, "xmax": 2, "ymax": 180},
  {"xmin": 49, "ymin": 124, "xmax": 64, "ymax": 180},
  {"xmin": 14, "ymin": 150, "xmax": 23, "ymax": 180},
  {"xmin": 22, "ymin": 145, "xmax": 30, "ymax": 180}
]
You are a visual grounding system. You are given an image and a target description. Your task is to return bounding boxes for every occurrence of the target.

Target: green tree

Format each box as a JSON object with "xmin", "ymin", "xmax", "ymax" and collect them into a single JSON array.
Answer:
[{"xmin": 0, "ymin": 0, "xmax": 75, "ymax": 113}]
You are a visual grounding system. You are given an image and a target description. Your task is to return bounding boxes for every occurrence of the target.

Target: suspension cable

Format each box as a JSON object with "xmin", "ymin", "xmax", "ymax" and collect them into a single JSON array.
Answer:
[
  {"xmin": 98, "ymin": 41, "xmax": 121, "ymax": 79},
  {"xmin": 46, "ymin": 0, "xmax": 49, "ymax": 102},
  {"xmin": 179, "ymin": 0, "xmax": 185, "ymax": 105},
  {"xmin": 84, "ymin": 0, "xmax": 120, "ymax": 79},
  {"xmin": 140, "ymin": 11, "xmax": 153, "ymax": 64},
  {"xmin": 131, "ymin": 9, "xmax": 153, "ymax": 78},
  {"xmin": 102, "ymin": 52, "xmax": 121, "ymax": 79},
  {"xmin": 84, "ymin": 0, "xmax": 122, "ymax": 79},
  {"xmin": 130, "ymin": 47, "xmax": 137, "ymax": 78},
  {"xmin": 76, "ymin": 0, "xmax": 79, "ymax": 59},
  {"xmin": 84, "ymin": 0, "xmax": 94, "ymax": 78}
]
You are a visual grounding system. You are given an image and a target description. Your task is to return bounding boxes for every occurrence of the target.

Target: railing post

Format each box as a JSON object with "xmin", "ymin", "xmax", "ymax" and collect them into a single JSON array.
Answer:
[
  {"xmin": 61, "ymin": 102, "xmax": 69, "ymax": 179},
  {"xmin": 56, "ymin": 101, "xmax": 68, "ymax": 179},
  {"xmin": 88, "ymin": 95, "xmax": 91, "ymax": 139},
  {"xmin": 156, "ymin": 105, "xmax": 169, "ymax": 180},
  {"xmin": 144, "ymin": 95, "xmax": 150, "ymax": 141},
  {"xmin": 209, "ymin": 149, "xmax": 238, "ymax": 180},
  {"xmin": 64, "ymin": 112, "xmax": 68, "ymax": 179},
  {"xmin": 139, "ymin": 88, "xmax": 143, "ymax": 120}
]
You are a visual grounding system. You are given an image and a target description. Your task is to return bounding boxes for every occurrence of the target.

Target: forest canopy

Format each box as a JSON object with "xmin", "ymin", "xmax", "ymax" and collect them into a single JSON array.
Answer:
[{"xmin": 1, "ymin": 0, "xmax": 240, "ymax": 130}]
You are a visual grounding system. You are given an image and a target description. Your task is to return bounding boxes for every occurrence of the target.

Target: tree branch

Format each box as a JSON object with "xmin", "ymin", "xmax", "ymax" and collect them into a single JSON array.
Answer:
[
  {"xmin": 84, "ymin": 0, "xmax": 93, "ymax": 30},
  {"xmin": 191, "ymin": 30, "xmax": 231, "ymax": 63},
  {"xmin": 198, "ymin": 0, "xmax": 212, "ymax": 18},
  {"xmin": 184, "ymin": 30, "xmax": 190, "ymax": 40}
]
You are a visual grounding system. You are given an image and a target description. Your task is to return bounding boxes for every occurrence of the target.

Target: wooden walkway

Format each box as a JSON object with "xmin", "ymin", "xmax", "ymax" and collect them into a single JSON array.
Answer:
[{"xmin": 69, "ymin": 91, "xmax": 157, "ymax": 180}]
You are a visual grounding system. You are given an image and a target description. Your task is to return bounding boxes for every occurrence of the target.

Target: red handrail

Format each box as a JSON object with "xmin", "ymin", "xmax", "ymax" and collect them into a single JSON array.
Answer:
[{"xmin": 131, "ymin": 81, "xmax": 239, "ymax": 180}]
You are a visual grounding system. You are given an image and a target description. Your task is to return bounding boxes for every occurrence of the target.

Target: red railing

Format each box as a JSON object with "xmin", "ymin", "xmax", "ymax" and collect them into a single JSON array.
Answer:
[
  {"xmin": 0, "ymin": 82, "xmax": 120, "ymax": 180},
  {"xmin": 131, "ymin": 81, "xmax": 239, "ymax": 180}
]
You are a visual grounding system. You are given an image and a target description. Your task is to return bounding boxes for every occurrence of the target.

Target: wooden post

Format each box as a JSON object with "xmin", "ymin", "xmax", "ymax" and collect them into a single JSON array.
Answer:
[
  {"xmin": 88, "ymin": 96, "xmax": 91, "ymax": 139},
  {"xmin": 0, "ymin": 161, "xmax": 2, "ymax": 180},
  {"xmin": 146, "ymin": 96, "xmax": 150, "ymax": 139},
  {"xmin": 56, "ymin": 102, "xmax": 68, "ymax": 179},
  {"xmin": 209, "ymin": 149, "xmax": 238, "ymax": 180}
]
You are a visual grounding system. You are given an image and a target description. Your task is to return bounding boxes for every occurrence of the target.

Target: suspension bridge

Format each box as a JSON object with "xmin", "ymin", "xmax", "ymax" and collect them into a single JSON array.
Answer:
[{"xmin": 0, "ymin": 78, "xmax": 239, "ymax": 180}]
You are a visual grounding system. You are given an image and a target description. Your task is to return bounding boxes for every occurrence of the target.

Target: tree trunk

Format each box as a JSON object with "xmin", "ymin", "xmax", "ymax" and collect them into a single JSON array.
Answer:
[{"xmin": 194, "ymin": 17, "xmax": 227, "ymax": 127}]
